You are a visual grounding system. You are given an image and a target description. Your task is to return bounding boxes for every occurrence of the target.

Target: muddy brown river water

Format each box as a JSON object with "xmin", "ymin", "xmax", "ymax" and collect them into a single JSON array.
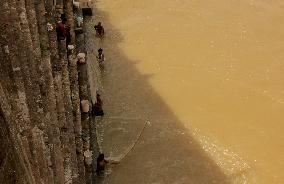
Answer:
[{"xmin": 90, "ymin": 0, "xmax": 284, "ymax": 183}]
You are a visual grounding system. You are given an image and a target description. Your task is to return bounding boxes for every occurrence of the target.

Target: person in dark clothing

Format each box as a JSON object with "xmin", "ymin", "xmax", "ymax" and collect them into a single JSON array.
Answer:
[
  {"xmin": 60, "ymin": 14, "xmax": 66, "ymax": 21},
  {"xmin": 96, "ymin": 48, "xmax": 105, "ymax": 65},
  {"xmin": 65, "ymin": 23, "xmax": 71, "ymax": 46},
  {"xmin": 93, "ymin": 94, "xmax": 104, "ymax": 116},
  {"xmin": 56, "ymin": 16, "xmax": 71, "ymax": 45},
  {"xmin": 56, "ymin": 19, "xmax": 66, "ymax": 41},
  {"xmin": 94, "ymin": 22, "xmax": 105, "ymax": 37},
  {"xmin": 96, "ymin": 153, "xmax": 108, "ymax": 176}
]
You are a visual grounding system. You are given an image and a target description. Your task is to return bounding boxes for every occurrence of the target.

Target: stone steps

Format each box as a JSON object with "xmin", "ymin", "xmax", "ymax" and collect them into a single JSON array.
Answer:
[{"xmin": 0, "ymin": 0, "xmax": 95, "ymax": 183}]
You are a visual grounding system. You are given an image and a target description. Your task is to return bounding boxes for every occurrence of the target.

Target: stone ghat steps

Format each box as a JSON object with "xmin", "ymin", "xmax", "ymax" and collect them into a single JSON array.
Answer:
[{"xmin": 0, "ymin": 0, "xmax": 94, "ymax": 183}]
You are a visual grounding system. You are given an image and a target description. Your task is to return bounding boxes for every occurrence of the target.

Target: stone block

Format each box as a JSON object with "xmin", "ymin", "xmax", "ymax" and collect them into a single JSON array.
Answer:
[
  {"xmin": 77, "ymin": 53, "xmax": 86, "ymax": 64},
  {"xmin": 67, "ymin": 45, "xmax": 75, "ymax": 51},
  {"xmin": 81, "ymin": 100, "xmax": 89, "ymax": 112},
  {"xmin": 83, "ymin": 150, "xmax": 92, "ymax": 166}
]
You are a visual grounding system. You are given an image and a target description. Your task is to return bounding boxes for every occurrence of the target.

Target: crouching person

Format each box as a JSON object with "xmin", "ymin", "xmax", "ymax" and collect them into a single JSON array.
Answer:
[
  {"xmin": 96, "ymin": 153, "xmax": 108, "ymax": 176},
  {"xmin": 92, "ymin": 94, "xmax": 104, "ymax": 116}
]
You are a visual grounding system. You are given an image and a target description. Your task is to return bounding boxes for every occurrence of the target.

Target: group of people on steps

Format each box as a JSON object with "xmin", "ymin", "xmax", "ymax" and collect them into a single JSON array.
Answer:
[{"xmin": 56, "ymin": 17, "xmax": 113, "ymax": 177}]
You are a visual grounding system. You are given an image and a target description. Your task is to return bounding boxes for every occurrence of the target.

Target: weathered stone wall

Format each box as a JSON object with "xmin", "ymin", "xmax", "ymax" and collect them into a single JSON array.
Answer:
[{"xmin": 0, "ymin": 0, "xmax": 94, "ymax": 183}]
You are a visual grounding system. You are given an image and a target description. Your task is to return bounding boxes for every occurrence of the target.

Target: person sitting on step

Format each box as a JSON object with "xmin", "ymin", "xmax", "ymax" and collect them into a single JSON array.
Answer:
[
  {"xmin": 96, "ymin": 153, "xmax": 108, "ymax": 176},
  {"xmin": 93, "ymin": 94, "xmax": 104, "ymax": 116}
]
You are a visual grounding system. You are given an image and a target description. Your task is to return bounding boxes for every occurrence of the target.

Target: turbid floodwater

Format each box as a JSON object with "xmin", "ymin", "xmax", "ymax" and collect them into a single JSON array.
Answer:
[{"xmin": 89, "ymin": 0, "xmax": 284, "ymax": 183}]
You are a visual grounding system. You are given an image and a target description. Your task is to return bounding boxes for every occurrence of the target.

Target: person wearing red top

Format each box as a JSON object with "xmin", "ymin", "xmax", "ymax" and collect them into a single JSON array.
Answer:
[
  {"xmin": 56, "ymin": 16, "xmax": 71, "ymax": 46},
  {"xmin": 56, "ymin": 20, "xmax": 66, "ymax": 40}
]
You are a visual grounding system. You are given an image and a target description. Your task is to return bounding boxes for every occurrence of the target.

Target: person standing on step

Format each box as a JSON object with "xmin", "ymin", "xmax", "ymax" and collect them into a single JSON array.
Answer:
[
  {"xmin": 56, "ymin": 15, "xmax": 71, "ymax": 46},
  {"xmin": 96, "ymin": 48, "xmax": 105, "ymax": 65},
  {"xmin": 94, "ymin": 22, "xmax": 105, "ymax": 37}
]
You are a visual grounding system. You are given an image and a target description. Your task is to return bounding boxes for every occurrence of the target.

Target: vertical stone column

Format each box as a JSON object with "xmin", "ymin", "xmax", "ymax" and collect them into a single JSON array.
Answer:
[
  {"xmin": 75, "ymin": 5, "xmax": 93, "ymax": 183},
  {"xmin": 15, "ymin": 0, "xmax": 44, "ymax": 130},
  {"xmin": 24, "ymin": 0, "xmax": 55, "ymax": 183},
  {"xmin": 40, "ymin": 0, "xmax": 66, "ymax": 183},
  {"xmin": 64, "ymin": 0, "xmax": 76, "ymax": 45},
  {"xmin": 0, "ymin": 101, "xmax": 34, "ymax": 184},
  {"xmin": 34, "ymin": 2, "xmax": 64, "ymax": 183},
  {"xmin": 68, "ymin": 46, "xmax": 86, "ymax": 183},
  {"xmin": 3, "ymin": 0, "xmax": 44, "ymax": 183},
  {"xmin": 58, "ymin": 38, "xmax": 81, "ymax": 183},
  {"xmin": 46, "ymin": 0, "xmax": 82, "ymax": 183},
  {"xmin": 64, "ymin": 0, "xmax": 88, "ymax": 183},
  {"xmin": 0, "ymin": 7, "xmax": 35, "ymax": 181}
]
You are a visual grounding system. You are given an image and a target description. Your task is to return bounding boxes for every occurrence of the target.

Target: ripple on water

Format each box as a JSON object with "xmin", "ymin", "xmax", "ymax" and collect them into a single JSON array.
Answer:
[{"xmin": 190, "ymin": 128, "xmax": 257, "ymax": 184}]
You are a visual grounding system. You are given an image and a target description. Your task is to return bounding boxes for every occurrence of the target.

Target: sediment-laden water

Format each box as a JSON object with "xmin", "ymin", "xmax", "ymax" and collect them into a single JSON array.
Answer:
[{"xmin": 90, "ymin": 0, "xmax": 284, "ymax": 183}]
